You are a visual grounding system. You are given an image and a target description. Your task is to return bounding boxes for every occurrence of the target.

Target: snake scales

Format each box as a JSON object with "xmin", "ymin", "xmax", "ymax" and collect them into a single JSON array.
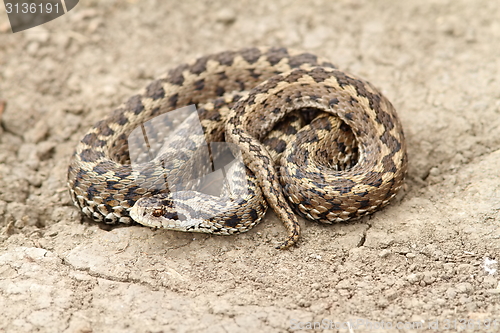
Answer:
[{"xmin": 67, "ymin": 47, "xmax": 408, "ymax": 249}]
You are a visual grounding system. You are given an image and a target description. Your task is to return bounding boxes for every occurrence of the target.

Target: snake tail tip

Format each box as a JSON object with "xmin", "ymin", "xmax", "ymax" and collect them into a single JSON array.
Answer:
[{"xmin": 275, "ymin": 238, "xmax": 298, "ymax": 250}]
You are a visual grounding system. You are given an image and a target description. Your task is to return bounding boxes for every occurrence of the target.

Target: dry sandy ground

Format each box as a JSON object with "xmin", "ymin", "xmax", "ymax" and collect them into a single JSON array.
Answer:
[{"xmin": 1, "ymin": 1, "xmax": 500, "ymax": 332}]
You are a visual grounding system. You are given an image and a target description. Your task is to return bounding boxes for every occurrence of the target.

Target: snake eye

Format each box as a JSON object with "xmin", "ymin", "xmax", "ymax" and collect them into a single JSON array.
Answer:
[{"xmin": 152, "ymin": 209, "xmax": 164, "ymax": 217}]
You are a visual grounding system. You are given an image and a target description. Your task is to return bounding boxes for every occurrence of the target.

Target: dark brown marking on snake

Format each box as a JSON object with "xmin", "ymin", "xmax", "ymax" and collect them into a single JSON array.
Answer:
[
  {"xmin": 289, "ymin": 53, "xmax": 318, "ymax": 68},
  {"xmin": 207, "ymin": 111, "xmax": 223, "ymax": 123},
  {"xmin": 240, "ymin": 47, "xmax": 262, "ymax": 64},
  {"xmin": 357, "ymin": 199, "xmax": 371, "ymax": 209},
  {"xmin": 348, "ymin": 96, "xmax": 359, "ymax": 106},
  {"xmin": 306, "ymin": 131, "xmax": 319, "ymax": 143},
  {"xmin": 114, "ymin": 133, "xmax": 128, "ymax": 146},
  {"xmin": 194, "ymin": 78, "xmax": 205, "ymax": 91},
  {"xmin": 309, "ymin": 94, "xmax": 321, "ymax": 102},
  {"xmin": 364, "ymin": 172, "xmax": 384, "ymax": 188},
  {"xmin": 224, "ymin": 215, "xmax": 240, "ymax": 228},
  {"xmin": 392, "ymin": 136, "xmax": 402, "ymax": 154},
  {"xmin": 230, "ymin": 126, "xmax": 244, "ymax": 137},
  {"xmin": 101, "ymin": 125, "xmax": 115, "ymax": 136},
  {"xmin": 248, "ymin": 208, "xmax": 259, "ymax": 221},
  {"xmin": 284, "ymin": 69, "xmax": 308, "ymax": 84},
  {"xmin": 329, "ymin": 98, "xmax": 339, "ymax": 107},
  {"xmin": 79, "ymin": 149, "xmax": 104, "ymax": 162},
  {"xmin": 282, "ymin": 122, "xmax": 299, "ymax": 135},
  {"xmin": 190, "ymin": 56, "xmax": 209, "ymax": 75},
  {"xmin": 70, "ymin": 169, "xmax": 86, "ymax": 190},
  {"xmin": 383, "ymin": 184, "xmax": 396, "ymax": 200},
  {"xmin": 85, "ymin": 184, "xmax": 99, "ymax": 201},
  {"xmin": 379, "ymin": 131, "xmax": 399, "ymax": 151},
  {"xmin": 97, "ymin": 204, "xmax": 111, "ymax": 216},
  {"xmin": 168, "ymin": 93, "xmax": 179, "ymax": 108},
  {"xmin": 217, "ymin": 71, "xmax": 228, "ymax": 81},
  {"xmin": 339, "ymin": 121, "xmax": 351, "ymax": 132},
  {"xmin": 332, "ymin": 180, "xmax": 356, "ymax": 194},
  {"xmin": 155, "ymin": 198, "xmax": 172, "ymax": 207},
  {"xmin": 381, "ymin": 154, "xmax": 397, "ymax": 173},
  {"xmin": 375, "ymin": 106, "xmax": 395, "ymax": 130},
  {"xmin": 151, "ymin": 106, "xmax": 162, "ymax": 117},
  {"xmin": 232, "ymin": 94, "xmax": 243, "ymax": 103},
  {"xmin": 284, "ymin": 150, "xmax": 296, "ymax": 164},
  {"xmin": 265, "ymin": 47, "xmax": 289, "ymax": 66},
  {"xmin": 320, "ymin": 61, "xmax": 337, "ymax": 69},
  {"xmin": 215, "ymin": 86, "xmax": 225, "ymax": 97},
  {"xmin": 264, "ymin": 137, "xmax": 287, "ymax": 154},
  {"xmin": 356, "ymin": 190, "xmax": 369, "ymax": 197},
  {"xmin": 333, "ymin": 70, "xmax": 387, "ymax": 119},
  {"xmin": 310, "ymin": 171, "xmax": 327, "ymax": 184},
  {"xmin": 327, "ymin": 202, "xmax": 343, "ymax": 212},
  {"xmin": 93, "ymin": 161, "xmax": 117, "ymax": 175},
  {"xmin": 248, "ymin": 143, "xmax": 262, "ymax": 152},
  {"xmin": 146, "ymin": 80, "xmax": 166, "ymax": 100},
  {"xmin": 337, "ymin": 141, "xmax": 348, "ymax": 154},
  {"xmin": 82, "ymin": 133, "xmax": 98, "ymax": 146},
  {"xmin": 213, "ymin": 98, "xmax": 227, "ymax": 110},
  {"xmin": 309, "ymin": 67, "xmax": 332, "ymax": 83},
  {"xmin": 106, "ymin": 180, "xmax": 120, "ymax": 190},
  {"xmin": 319, "ymin": 117, "xmax": 333, "ymax": 131},
  {"xmin": 92, "ymin": 120, "xmax": 107, "ymax": 133},
  {"xmin": 99, "ymin": 125, "xmax": 115, "ymax": 137},
  {"xmin": 244, "ymin": 93, "xmax": 256, "ymax": 106},
  {"xmin": 110, "ymin": 109, "xmax": 128, "ymax": 126},
  {"xmin": 167, "ymin": 64, "xmax": 188, "ymax": 86},
  {"xmin": 216, "ymin": 51, "xmax": 235, "ymax": 66},
  {"xmin": 127, "ymin": 95, "xmax": 145, "ymax": 115},
  {"xmin": 236, "ymin": 79, "xmax": 245, "ymax": 92},
  {"xmin": 162, "ymin": 210, "xmax": 180, "ymax": 220},
  {"xmin": 333, "ymin": 70, "xmax": 357, "ymax": 89},
  {"xmin": 112, "ymin": 165, "xmax": 133, "ymax": 180}
]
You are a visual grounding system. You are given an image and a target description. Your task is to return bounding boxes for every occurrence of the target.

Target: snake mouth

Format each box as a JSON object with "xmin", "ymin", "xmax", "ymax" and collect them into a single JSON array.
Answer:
[{"xmin": 139, "ymin": 207, "xmax": 187, "ymax": 221}]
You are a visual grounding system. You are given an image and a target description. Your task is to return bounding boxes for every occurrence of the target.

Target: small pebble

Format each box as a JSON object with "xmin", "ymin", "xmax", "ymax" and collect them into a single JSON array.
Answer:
[
  {"xmin": 407, "ymin": 273, "xmax": 422, "ymax": 284},
  {"xmin": 379, "ymin": 249, "xmax": 391, "ymax": 258}
]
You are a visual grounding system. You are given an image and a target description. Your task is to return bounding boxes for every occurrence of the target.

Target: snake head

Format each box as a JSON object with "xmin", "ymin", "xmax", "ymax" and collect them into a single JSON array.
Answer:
[{"xmin": 129, "ymin": 194, "xmax": 228, "ymax": 233}]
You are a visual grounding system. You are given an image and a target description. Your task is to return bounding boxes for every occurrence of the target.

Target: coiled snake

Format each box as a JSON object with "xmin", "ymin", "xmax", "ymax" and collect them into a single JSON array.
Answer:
[{"xmin": 67, "ymin": 47, "xmax": 408, "ymax": 249}]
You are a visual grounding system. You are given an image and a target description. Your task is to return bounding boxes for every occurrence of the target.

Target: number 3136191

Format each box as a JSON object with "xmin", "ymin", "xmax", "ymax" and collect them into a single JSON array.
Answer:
[{"xmin": 5, "ymin": 2, "xmax": 60, "ymax": 14}]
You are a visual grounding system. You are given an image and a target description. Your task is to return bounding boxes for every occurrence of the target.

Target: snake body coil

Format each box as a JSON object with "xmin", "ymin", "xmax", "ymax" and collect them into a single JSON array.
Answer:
[{"xmin": 67, "ymin": 47, "xmax": 408, "ymax": 249}]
